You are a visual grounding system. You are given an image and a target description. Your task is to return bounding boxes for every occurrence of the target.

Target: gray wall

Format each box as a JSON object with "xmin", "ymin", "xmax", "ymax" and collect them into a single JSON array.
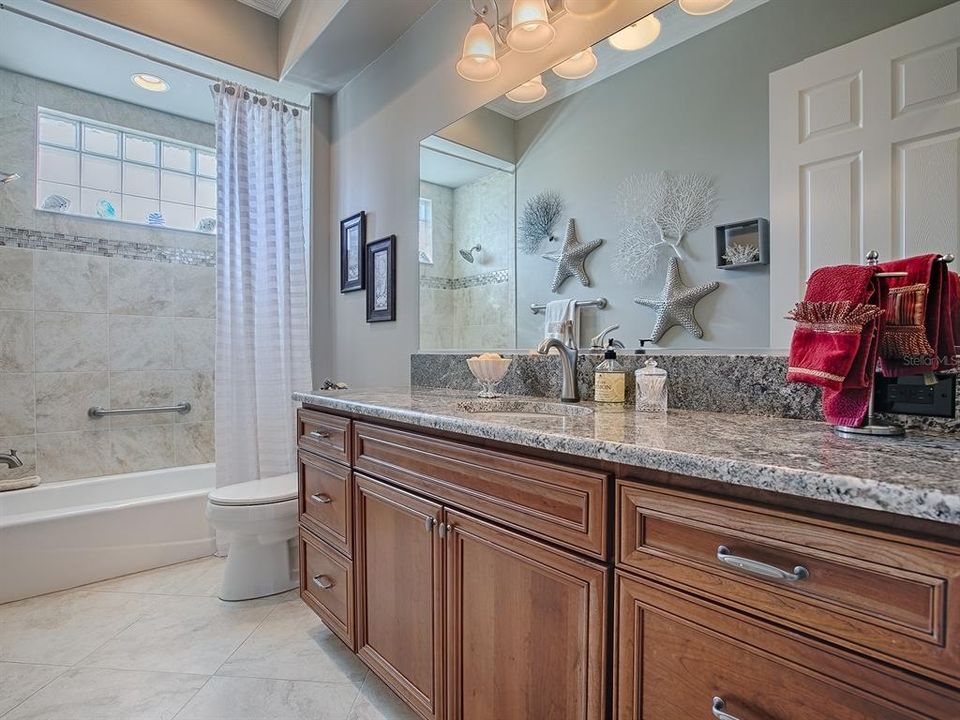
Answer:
[{"xmin": 0, "ymin": 70, "xmax": 216, "ymax": 484}]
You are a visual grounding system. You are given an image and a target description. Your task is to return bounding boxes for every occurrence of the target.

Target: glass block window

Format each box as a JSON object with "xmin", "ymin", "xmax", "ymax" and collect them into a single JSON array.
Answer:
[
  {"xmin": 36, "ymin": 109, "xmax": 217, "ymax": 234},
  {"xmin": 418, "ymin": 197, "xmax": 433, "ymax": 265}
]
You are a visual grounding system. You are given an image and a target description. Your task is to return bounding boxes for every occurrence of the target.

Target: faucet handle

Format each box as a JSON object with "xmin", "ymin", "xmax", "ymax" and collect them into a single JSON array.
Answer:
[
  {"xmin": 590, "ymin": 324, "xmax": 620, "ymax": 349},
  {"xmin": 8, "ymin": 449, "xmax": 17, "ymax": 457}
]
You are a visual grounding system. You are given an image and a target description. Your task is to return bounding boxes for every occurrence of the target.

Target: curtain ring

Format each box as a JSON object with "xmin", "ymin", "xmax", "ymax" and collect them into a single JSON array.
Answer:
[
  {"xmin": 260, "ymin": 97, "xmax": 268, "ymax": 106},
  {"xmin": 226, "ymin": 85, "xmax": 236, "ymax": 96}
]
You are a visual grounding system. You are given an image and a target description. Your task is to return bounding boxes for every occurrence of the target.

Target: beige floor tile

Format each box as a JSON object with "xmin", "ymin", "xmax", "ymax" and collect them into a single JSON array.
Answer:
[
  {"xmin": 173, "ymin": 676, "xmax": 359, "ymax": 720},
  {"xmin": 3, "ymin": 666, "xmax": 207, "ymax": 720},
  {"xmin": 81, "ymin": 594, "xmax": 278, "ymax": 675},
  {"xmin": 217, "ymin": 599, "xmax": 367, "ymax": 684},
  {"xmin": 0, "ymin": 662, "xmax": 68, "ymax": 716},
  {"xmin": 0, "ymin": 590, "xmax": 152, "ymax": 665},
  {"xmin": 86, "ymin": 556, "xmax": 223, "ymax": 597},
  {"xmin": 346, "ymin": 673, "xmax": 421, "ymax": 720}
]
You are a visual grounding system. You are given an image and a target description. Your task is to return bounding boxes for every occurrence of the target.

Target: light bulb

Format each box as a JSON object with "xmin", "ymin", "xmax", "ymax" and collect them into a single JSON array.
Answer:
[
  {"xmin": 131, "ymin": 73, "xmax": 169, "ymax": 92},
  {"xmin": 456, "ymin": 18, "xmax": 501, "ymax": 81},
  {"xmin": 678, "ymin": 0, "xmax": 733, "ymax": 15},
  {"xmin": 608, "ymin": 15, "xmax": 661, "ymax": 51},
  {"xmin": 506, "ymin": 75, "xmax": 547, "ymax": 103},
  {"xmin": 563, "ymin": 0, "xmax": 614, "ymax": 15},
  {"xmin": 552, "ymin": 48, "xmax": 598, "ymax": 80},
  {"xmin": 506, "ymin": 0, "xmax": 555, "ymax": 53}
]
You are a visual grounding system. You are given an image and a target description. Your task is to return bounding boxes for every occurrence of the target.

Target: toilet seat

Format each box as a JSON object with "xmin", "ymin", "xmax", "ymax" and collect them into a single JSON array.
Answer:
[{"xmin": 208, "ymin": 473, "xmax": 297, "ymax": 506}]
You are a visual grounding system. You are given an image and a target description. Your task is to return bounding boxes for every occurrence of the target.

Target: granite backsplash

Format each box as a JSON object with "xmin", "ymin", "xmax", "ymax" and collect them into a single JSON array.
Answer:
[{"xmin": 410, "ymin": 352, "xmax": 958, "ymax": 435}]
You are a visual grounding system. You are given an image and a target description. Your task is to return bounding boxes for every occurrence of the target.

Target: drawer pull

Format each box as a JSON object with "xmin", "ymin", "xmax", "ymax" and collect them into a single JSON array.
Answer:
[
  {"xmin": 308, "ymin": 430, "xmax": 331, "ymax": 440},
  {"xmin": 717, "ymin": 545, "xmax": 809, "ymax": 582},
  {"xmin": 312, "ymin": 574, "xmax": 335, "ymax": 590},
  {"xmin": 310, "ymin": 493, "xmax": 332, "ymax": 505},
  {"xmin": 712, "ymin": 697, "xmax": 740, "ymax": 720},
  {"xmin": 425, "ymin": 517, "xmax": 436, "ymax": 533}
]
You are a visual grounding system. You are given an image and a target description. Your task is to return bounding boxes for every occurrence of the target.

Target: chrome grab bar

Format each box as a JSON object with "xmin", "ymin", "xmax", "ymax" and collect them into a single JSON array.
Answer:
[
  {"xmin": 716, "ymin": 545, "xmax": 809, "ymax": 582},
  {"xmin": 712, "ymin": 697, "xmax": 741, "ymax": 720},
  {"xmin": 530, "ymin": 297, "xmax": 607, "ymax": 314},
  {"xmin": 88, "ymin": 402, "xmax": 191, "ymax": 418}
]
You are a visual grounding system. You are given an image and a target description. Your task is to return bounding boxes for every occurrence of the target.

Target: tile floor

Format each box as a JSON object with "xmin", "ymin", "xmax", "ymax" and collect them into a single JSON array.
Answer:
[{"xmin": 0, "ymin": 556, "xmax": 418, "ymax": 720}]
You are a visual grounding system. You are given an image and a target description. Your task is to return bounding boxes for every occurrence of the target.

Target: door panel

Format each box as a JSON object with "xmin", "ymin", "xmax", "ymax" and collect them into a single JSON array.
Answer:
[
  {"xmin": 445, "ymin": 509, "xmax": 608, "ymax": 720},
  {"xmin": 355, "ymin": 473, "xmax": 443, "ymax": 720}
]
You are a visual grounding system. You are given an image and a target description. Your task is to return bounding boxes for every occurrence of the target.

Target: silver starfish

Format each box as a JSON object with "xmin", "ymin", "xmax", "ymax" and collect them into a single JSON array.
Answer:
[
  {"xmin": 542, "ymin": 218, "xmax": 603, "ymax": 292},
  {"xmin": 634, "ymin": 257, "xmax": 719, "ymax": 342}
]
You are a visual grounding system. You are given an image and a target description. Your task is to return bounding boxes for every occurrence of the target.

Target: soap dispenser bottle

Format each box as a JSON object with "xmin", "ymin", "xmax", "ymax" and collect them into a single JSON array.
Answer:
[
  {"xmin": 635, "ymin": 358, "xmax": 668, "ymax": 413},
  {"xmin": 594, "ymin": 341, "xmax": 626, "ymax": 403}
]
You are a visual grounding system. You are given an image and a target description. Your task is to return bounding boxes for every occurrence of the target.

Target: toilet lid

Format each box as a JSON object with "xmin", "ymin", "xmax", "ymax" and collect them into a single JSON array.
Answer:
[{"xmin": 208, "ymin": 473, "xmax": 298, "ymax": 506}]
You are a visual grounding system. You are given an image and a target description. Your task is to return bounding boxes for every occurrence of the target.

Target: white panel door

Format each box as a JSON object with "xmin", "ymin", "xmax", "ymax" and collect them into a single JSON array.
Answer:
[{"xmin": 769, "ymin": 3, "xmax": 960, "ymax": 348}]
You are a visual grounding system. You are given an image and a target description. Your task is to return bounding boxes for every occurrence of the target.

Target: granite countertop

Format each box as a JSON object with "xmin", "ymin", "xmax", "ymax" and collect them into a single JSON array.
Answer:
[{"xmin": 293, "ymin": 387, "xmax": 960, "ymax": 526}]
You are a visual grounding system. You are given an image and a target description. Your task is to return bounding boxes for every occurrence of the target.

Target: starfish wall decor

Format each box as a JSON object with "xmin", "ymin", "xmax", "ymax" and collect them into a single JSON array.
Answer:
[
  {"xmin": 634, "ymin": 257, "xmax": 719, "ymax": 342},
  {"xmin": 543, "ymin": 218, "xmax": 603, "ymax": 293}
]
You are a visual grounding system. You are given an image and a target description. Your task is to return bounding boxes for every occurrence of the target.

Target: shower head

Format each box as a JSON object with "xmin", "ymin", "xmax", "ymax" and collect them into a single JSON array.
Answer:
[
  {"xmin": 0, "ymin": 172, "xmax": 21, "ymax": 185},
  {"xmin": 459, "ymin": 244, "xmax": 482, "ymax": 263}
]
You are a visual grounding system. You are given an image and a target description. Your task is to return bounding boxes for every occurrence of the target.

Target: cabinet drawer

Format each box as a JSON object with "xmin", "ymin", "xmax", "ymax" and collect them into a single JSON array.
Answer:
[
  {"xmin": 353, "ymin": 422, "xmax": 609, "ymax": 558},
  {"xmin": 617, "ymin": 482, "xmax": 960, "ymax": 685},
  {"xmin": 298, "ymin": 450, "xmax": 352, "ymax": 558},
  {"xmin": 616, "ymin": 573, "xmax": 960, "ymax": 720},
  {"xmin": 297, "ymin": 409, "xmax": 351, "ymax": 466},
  {"xmin": 300, "ymin": 528, "xmax": 354, "ymax": 650}
]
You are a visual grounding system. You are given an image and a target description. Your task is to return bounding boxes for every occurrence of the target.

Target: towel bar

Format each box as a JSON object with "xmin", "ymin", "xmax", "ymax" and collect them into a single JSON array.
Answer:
[
  {"xmin": 530, "ymin": 297, "xmax": 607, "ymax": 314},
  {"xmin": 88, "ymin": 402, "xmax": 191, "ymax": 418}
]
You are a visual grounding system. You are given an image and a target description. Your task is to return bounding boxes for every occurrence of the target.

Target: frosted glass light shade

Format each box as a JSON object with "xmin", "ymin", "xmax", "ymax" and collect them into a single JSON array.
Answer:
[
  {"xmin": 131, "ymin": 74, "xmax": 169, "ymax": 92},
  {"xmin": 563, "ymin": 0, "xmax": 614, "ymax": 16},
  {"xmin": 608, "ymin": 15, "xmax": 661, "ymax": 51},
  {"xmin": 457, "ymin": 19, "xmax": 501, "ymax": 81},
  {"xmin": 678, "ymin": 0, "xmax": 733, "ymax": 15},
  {"xmin": 506, "ymin": 0, "xmax": 555, "ymax": 53},
  {"xmin": 552, "ymin": 48, "xmax": 598, "ymax": 80},
  {"xmin": 506, "ymin": 75, "xmax": 547, "ymax": 103}
]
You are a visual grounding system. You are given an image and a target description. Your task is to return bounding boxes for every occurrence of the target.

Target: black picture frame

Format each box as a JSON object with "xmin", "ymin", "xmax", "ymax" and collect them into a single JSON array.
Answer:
[
  {"xmin": 365, "ymin": 235, "xmax": 396, "ymax": 323},
  {"xmin": 340, "ymin": 211, "xmax": 366, "ymax": 293}
]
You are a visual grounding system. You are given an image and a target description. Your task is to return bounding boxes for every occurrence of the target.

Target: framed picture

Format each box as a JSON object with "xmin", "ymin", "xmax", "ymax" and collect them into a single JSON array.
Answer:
[
  {"xmin": 340, "ymin": 211, "xmax": 366, "ymax": 293},
  {"xmin": 365, "ymin": 235, "xmax": 396, "ymax": 323}
]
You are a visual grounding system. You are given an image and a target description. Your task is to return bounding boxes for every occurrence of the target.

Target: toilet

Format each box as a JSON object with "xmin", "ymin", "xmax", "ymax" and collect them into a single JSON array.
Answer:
[{"xmin": 205, "ymin": 473, "xmax": 299, "ymax": 601}]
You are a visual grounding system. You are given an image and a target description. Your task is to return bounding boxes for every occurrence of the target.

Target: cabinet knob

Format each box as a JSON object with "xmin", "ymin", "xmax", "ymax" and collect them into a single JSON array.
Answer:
[
  {"xmin": 424, "ymin": 517, "xmax": 436, "ymax": 533},
  {"xmin": 716, "ymin": 545, "xmax": 809, "ymax": 582},
  {"xmin": 312, "ymin": 574, "xmax": 335, "ymax": 590},
  {"xmin": 712, "ymin": 697, "xmax": 741, "ymax": 720},
  {"xmin": 310, "ymin": 493, "xmax": 332, "ymax": 505},
  {"xmin": 308, "ymin": 430, "xmax": 331, "ymax": 440}
]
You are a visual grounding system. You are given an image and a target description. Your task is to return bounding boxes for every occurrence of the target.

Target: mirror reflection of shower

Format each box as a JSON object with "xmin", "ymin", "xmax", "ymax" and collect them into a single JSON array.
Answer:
[{"xmin": 459, "ymin": 243, "xmax": 482, "ymax": 263}]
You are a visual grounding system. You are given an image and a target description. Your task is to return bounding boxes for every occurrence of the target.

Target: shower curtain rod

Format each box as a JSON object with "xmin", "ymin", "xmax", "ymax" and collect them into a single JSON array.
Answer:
[{"xmin": 0, "ymin": 2, "xmax": 311, "ymax": 112}]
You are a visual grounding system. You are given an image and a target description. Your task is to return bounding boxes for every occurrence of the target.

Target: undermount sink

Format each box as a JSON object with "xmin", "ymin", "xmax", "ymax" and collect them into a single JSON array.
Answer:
[{"xmin": 456, "ymin": 399, "xmax": 594, "ymax": 420}]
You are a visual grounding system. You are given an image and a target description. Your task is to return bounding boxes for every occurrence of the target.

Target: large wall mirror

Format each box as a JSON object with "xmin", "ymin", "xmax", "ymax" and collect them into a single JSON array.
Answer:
[{"xmin": 419, "ymin": 0, "xmax": 960, "ymax": 353}]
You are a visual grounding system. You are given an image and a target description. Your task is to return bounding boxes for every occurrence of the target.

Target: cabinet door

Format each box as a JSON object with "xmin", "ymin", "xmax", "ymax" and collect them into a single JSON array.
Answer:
[
  {"xmin": 445, "ymin": 509, "xmax": 608, "ymax": 720},
  {"xmin": 355, "ymin": 473, "xmax": 444, "ymax": 720}
]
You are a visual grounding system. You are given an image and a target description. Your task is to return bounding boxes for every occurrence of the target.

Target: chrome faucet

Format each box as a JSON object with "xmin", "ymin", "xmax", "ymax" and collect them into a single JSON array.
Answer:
[
  {"xmin": 537, "ymin": 320, "xmax": 580, "ymax": 403},
  {"xmin": 1, "ymin": 450, "xmax": 23, "ymax": 469}
]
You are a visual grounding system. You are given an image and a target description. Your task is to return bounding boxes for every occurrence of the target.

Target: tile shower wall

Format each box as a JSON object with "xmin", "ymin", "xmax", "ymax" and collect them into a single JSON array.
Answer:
[
  {"xmin": 0, "ymin": 69, "xmax": 217, "ymax": 483},
  {"xmin": 419, "ymin": 172, "xmax": 515, "ymax": 349}
]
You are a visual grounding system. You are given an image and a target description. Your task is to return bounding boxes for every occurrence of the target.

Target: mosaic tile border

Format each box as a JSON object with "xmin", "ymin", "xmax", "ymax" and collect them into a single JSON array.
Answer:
[
  {"xmin": 420, "ymin": 269, "xmax": 510, "ymax": 290},
  {"xmin": 0, "ymin": 226, "xmax": 216, "ymax": 267}
]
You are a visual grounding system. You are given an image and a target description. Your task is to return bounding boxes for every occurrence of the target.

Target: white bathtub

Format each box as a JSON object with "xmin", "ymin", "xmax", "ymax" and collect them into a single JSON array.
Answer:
[{"xmin": 0, "ymin": 464, "xmax": 216, "ymax": 604}]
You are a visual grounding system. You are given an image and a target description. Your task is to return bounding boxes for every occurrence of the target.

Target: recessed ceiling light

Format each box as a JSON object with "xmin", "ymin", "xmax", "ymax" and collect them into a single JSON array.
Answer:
[
  {"xmin": 131, "ymin": 73, "xmax": 169, "ymax": 92},
  {"xmin": 678, "ymin": 0, "xmax": 733, "ymax": 16}
]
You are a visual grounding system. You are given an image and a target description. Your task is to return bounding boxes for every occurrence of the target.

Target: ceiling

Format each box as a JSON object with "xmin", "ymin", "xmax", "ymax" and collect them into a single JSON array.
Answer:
[
  {"xmin": 0, "ymin": 0, "xmax": 314, "ymax": 124},
  {"xmin": 486, "ymin": 0, "xmax": 770, "ymax": 119},
  {"xmin": 235, "ymin": 0, "xmax": 294, "ymax": 17},
  {"xmin": 420, "ymin": 136, "xmax": 514, "ymax": 188}
]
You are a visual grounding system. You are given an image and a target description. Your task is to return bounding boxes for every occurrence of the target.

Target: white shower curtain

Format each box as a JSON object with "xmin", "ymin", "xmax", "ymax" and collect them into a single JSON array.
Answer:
[{"xmin": 213, "ymin": 84, "xmax": 311, "ymax": 491}]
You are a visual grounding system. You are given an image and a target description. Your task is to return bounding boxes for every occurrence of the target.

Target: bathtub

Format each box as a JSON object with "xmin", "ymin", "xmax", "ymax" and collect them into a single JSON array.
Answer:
[{"xmin": 0, "ymin": 464, "xmax": 216, "ymax": 604}]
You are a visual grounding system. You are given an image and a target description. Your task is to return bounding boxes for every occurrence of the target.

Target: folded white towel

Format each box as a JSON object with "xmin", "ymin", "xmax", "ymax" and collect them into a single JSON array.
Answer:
[{"xmin": 543, "ymin": 298, "xmax": 579, "ymax": 346}]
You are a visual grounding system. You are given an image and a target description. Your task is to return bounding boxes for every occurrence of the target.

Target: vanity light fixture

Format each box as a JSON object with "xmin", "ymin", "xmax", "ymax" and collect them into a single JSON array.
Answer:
[
  {"xmin": 506, "ymin": 75, "xmax": 547, "ymax": 103},
  {"xmin": 678, "ymin": 0, "xmax": 733, "ymax": 15},
  {"xmin": 608, "ymin": 14, "xmax": 661, "ymax": 51},
  {"xmin": 563, "ymin": 0, "xmax": 614, "ymax": 16},
  {"xmin": 131, "ymin": 73, "xmax": 169, "ymax": 92},
  {"xmin": 506, "ymin": 0, "xmax": 556, "ymax": 53},
  {"xmin": 457, "ymin": 16, "xmax": 502, "ymax": 81},
  {"xmin": 552, "ymin": 47, "xmax": 598, "ymax": 80}
]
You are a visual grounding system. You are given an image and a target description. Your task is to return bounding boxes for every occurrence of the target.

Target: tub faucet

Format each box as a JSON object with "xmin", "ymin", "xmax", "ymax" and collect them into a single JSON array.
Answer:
[
  {"xmin": 1, "ymin": 450, "xmax": 23, "ymax": 469},
  {"xmin": 537, "ymin": 321, "xmax": 580, "ymax": 403}
]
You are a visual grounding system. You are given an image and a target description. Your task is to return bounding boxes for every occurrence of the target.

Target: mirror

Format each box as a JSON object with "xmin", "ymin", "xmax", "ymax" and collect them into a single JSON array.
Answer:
[{"xmin": 420, "ymin": 0, "xmax": 959, "ymax": 352}]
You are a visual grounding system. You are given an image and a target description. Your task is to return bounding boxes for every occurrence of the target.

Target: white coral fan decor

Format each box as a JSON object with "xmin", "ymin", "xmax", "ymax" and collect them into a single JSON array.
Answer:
[
  {"xmin": 614, "ymin": 171, "xmax": 718, "ymax": 282},
  {"xmin": 519, "ymin": 191, "xmax": 564, "ymax": 254},
  {"xmin": 722, "ymin": 243, "xmax": 760, "ymax": 265}
]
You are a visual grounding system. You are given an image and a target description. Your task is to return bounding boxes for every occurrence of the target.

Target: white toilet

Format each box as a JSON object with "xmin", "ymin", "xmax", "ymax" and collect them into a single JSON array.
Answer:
[{"xmin": 205, "ymin": 473, "xmax": 299, "ymax": 601}]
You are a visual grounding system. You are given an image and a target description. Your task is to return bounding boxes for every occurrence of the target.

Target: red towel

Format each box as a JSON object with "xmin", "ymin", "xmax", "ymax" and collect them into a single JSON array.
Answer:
[
  {"xmin": 877, "ymin": 255, "xmax": 956, "ymax": 375},
  {"xmin": 786, "ymin": 265, "xmax": 885, "ymax": 426}
]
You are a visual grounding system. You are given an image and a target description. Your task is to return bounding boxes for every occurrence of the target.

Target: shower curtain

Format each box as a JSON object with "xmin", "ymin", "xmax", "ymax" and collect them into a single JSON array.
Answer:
[{"xmin": 213, "ymin": 84, "xmax": 311, "ymax": 492}]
